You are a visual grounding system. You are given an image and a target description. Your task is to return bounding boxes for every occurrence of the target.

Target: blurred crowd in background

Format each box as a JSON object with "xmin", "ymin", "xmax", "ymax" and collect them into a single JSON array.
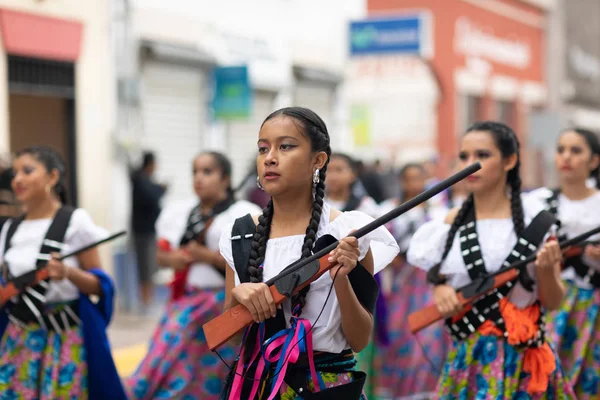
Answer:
[{"xmin": 0, "ymin": 0, "xmax": 598, "ymax": 315}]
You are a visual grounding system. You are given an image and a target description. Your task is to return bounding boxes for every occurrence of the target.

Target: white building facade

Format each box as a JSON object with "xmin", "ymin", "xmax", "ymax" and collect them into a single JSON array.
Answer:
[{"xmin": 0, "ymin": 0, "xmax": 115, "ymax": 271}]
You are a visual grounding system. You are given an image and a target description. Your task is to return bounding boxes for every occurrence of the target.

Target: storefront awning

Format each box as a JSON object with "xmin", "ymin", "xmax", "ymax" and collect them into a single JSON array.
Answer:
[
  {"xmin": 0, "ymin": 9, "xmax": 83, "ymax": 62},
  {"xmin": 140, "ymin": 39, "xmax": 216, "ymax": 67}
]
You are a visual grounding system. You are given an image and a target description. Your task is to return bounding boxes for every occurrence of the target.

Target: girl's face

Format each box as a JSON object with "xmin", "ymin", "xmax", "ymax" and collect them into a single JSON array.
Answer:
[
  {"xmin": 555, "ymin": 131, "xmax": 599, "ymax": 184},
  {"xmin": 401, "ymin": 166, "xmax": 426, "ymax": 198},
  {"xmin": 11, "ymin": 154, "xmax": 58, "ymax": 204},
  {"xmin": 326, "ymin": 156, "xmax": 355, "ymax": 195},
  {"xmin": 193, "ymin": 154, "xmax": 229, "ymax": 202},
  {"xmin": 257, "ymin": 116, "xmax": 326, "ymax": 197},
  {"xmin": 458, "ymin": 130, "xmax": 517, "ymax": 194}
]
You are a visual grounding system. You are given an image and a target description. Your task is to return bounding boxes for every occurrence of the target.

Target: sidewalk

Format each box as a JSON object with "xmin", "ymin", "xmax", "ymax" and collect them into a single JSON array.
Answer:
[
  {"xmin": 109, "ymin": 310, "xmax": 161, "ymax": 377},
  {"xmin": 109, "ymin": 263, "xmax": 170, "ymax": 376}
]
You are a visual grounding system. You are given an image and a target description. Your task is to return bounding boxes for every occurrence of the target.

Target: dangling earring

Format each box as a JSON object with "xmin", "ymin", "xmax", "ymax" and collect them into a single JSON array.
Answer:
[
  {"xmin": 256, "ymin": 176, "xmax": 264, "ymax": 191},
  {"xmin": 313, "ymin": 169, "xmax": 320, "ymax": 187},
  {"xmin": 45, "ymin": 184, "xmax": 51, "ymax": 194}
]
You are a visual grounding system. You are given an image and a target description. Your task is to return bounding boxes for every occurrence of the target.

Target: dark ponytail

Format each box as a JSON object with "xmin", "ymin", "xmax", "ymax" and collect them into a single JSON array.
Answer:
[
  {"xmin": 17, "ymin": 146, "xmax": 69, "ymax": 204},
  {"xmin": 247, "ymin": 107, "xmax": 331, "ymax": 320},
  {"xmin": 564, "ymin": 128, "xmax": 600, "ymax": 189},
  {"xmin": 428, "ymin": 121, "xmax": 526, "ymax": 286}
]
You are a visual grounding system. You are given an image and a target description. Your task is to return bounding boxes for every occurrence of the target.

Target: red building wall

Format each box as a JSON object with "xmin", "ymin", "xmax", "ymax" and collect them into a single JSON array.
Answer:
[{"xmin": 367, "ymin": 0, "xmax": 546, "ymax": 179}]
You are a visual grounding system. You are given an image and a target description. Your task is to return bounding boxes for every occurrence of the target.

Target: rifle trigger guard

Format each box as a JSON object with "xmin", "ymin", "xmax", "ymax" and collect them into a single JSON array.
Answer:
[
  {"xmin": 461, "ymin": 276, "xmax": 495, "ymax": 299},
  {"xmin": 274, "ymin": 259, "xmax": 320, "ymax": 298}
]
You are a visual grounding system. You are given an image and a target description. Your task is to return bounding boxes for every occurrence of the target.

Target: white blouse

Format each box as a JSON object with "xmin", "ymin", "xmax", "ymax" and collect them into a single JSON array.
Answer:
[
  {"xmin": 0, "ymin": 209, "xmax": 108, "ymax": 303},
  {"xmin": 525, "ymin": 188, "xmax": 600, "ymax": 288},
  {"xmin": 407, "ymin": 195, "xmax": 549, "ymax": 309},
  {"xmin": 156, "ymin": 199, "xmax": 261, "ymax": 289},
  {"xmin": 324, "ymin": 196, "xmax": 380, "ymax": 218},
  {"xmin": 219, "ymin": 202, "xmax": 399, "ymax": 353},
  {"xmin": 378, "ymin": 199, "xmax": 448, "ymax": 253}
]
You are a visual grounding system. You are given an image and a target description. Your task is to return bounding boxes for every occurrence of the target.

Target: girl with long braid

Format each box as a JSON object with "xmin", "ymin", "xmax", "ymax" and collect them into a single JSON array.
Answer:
[
  {"xmin": 407, "ymin": 122, "xmax": 575, "ymax": 398},
  {"xmin": 218, "ymin": 107, "xmax": 398, "ymax": 399},
  {"xmin": 526, "ymin": 128, "xmax": 600, "ymax": 398},
  {"xmin": 0, "ymin": 146, "xmax": 125, "ymax": 399},
  {"xmin": 378, "ymin": 163, "xmax": 451, "ymax": 399},
  {"xmin": 324, "ymin": 153, "xmax": 379, "ymax": 218},
  {"xmin": 126, "ymin": 151, "xmax": 260, "ymax": 399}
]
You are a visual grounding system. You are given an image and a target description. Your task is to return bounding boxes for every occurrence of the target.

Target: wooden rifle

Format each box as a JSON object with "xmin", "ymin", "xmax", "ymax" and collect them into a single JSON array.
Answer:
[
  {"xmin": 562, "ymin": 240, "xmax": 599, "ymax": 259},
  {"xmin": 407, "ymin": 226, "xmax": 600, "ymax": 334},
  {"xmin": 202, "ymin": 162, "xmax": 482, "ymax": 351},
  {"xmin": 0, "ymin": 231, "xmax": 126, "ymax": 307}
]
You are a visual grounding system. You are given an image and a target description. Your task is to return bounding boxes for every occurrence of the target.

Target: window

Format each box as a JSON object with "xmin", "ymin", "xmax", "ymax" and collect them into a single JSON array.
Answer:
[
  {"xmin": 461, "ymin": 94, "xmax": 482, "ymax": 131},
  {"xmin": 496, "ymin": 100, "xmax": 514, "ymax": 126}
]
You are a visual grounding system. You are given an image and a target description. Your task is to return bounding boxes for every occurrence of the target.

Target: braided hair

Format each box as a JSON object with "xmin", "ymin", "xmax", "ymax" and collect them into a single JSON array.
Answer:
[
  {"xmin": 16, "ymin": 146, "xmax": 69, "ymax": 204},
  {"xmin": 247, "ymin": 107, "xmax": 331, "ymax": 318},
  {"xmin": 427, "ymin": 121, "xmax": 527, "ymax": 286},
  {"xmin": 563, "ymin": 128, "xmax": 600, "ymax": 189}
]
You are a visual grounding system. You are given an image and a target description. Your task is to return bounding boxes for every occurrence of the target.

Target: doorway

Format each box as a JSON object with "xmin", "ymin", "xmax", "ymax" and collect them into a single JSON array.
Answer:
[{"xmin": 7, "ymin": 55, "xmax": 77, "ymax": 206}]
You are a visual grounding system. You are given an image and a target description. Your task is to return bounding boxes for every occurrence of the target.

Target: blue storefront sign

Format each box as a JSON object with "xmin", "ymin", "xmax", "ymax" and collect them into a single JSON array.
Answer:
[
  {"xmin": 212, "ymin": 65, "xmax": 252, "ymax": 120},
  {"xmin": 349, "ymin": 15, "xmax": 428, "ymax": 56}
]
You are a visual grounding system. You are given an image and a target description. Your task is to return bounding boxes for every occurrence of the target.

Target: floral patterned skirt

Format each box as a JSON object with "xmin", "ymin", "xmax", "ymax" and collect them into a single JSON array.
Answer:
[
  {"xmin": 0, "ymin": 321, "xmax": 88, "ymax": 400},
  {"xmin": 378, "ymin": 261, "xmax": 450, "ymax": 399},
  {"xmin": 437, "ymin": 333, "xmax": 575, "ymax": 399},
  {"xmin": 125, "ymin": 288, "xmax": 238, "ymax": 400},
  {"xmin": 355, "ymin": 339, "xmax": 376, "ymax": 398},
  {"xmin": 547, "ymin": 280, "xmax": 600, "ymax": 399}
]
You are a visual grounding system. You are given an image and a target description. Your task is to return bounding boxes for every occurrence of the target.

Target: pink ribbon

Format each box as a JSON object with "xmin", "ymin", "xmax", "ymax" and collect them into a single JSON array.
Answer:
[{"xmin": 228, "ymin": 318, "xmax": 320, "ymax": 399}]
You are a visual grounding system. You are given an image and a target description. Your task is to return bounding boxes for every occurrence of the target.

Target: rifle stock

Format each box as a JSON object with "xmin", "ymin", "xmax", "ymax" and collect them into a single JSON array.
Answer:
[
  {"xmin": 409, "ymin": 227, "xmax": 600, "ymax": 334},
  {"xmin": 204, "ymin": 255, "xmax": 332, "ymax": 351},
  {"xmin": 407, "ymin": 269, "xmax": 519, "ymax": 334},
  {"xmin": 0, "ymin": 269, "xmax": 50, "ymax": 307},
  {"xmin": 0, "ymin": 231, "xmax": 125, "ymax": 308}
]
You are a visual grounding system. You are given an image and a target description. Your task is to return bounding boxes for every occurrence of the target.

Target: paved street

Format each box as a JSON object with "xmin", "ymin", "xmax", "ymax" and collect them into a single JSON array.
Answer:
[{"xmin": 109, "ymin": 311, "xmax": 160, "ymax": 377}]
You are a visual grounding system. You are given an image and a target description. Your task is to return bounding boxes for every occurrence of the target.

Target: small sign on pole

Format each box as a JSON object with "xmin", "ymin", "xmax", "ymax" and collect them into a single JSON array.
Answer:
[
  {"xmin": 212, "ymin": 65, "xmax": 252, "ymax": 120},
  {"xmin": 349, "ymin": 14, "xmax": 431, "ymax": 57}
]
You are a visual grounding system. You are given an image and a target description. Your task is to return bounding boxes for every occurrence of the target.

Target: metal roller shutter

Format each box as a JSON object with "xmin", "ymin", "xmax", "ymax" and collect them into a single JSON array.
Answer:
[
  {"xmin": 295, "ymin": 81, "xmax": 335, "ymax": 137},
  {"xmin": 227, "ymin": 90, "xmax": 276, "ymax": 187},
  {"xmin": 141, "ymin": 61, "xmax": 207, "ymax": 204}
]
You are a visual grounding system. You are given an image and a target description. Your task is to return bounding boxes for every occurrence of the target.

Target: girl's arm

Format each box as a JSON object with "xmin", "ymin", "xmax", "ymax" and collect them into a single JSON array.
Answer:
[
  {"xmin": 157, "ymin": 248, "xmax": 172, "ymax": 267},
  {"xmin": 48, "ymin": 248, "xmax": 102, "ymax": 296},
  {"xmin": 535, "ymin": 240, "xmax": 565, "ymax": 310},
  {"xmin": 331, "ymin": 239, "xmax": 375, "ymax": 352},
  {"xmin": 224, "ymin": 265, "xmax": 277, "ymax": 345},
  {"xmin": 157, "ymin": 248, "xmax": 193, "ymax": 270},
  {"xmin": 187, "ymin": 241, "xmax": 227, "ymax": 270}
]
